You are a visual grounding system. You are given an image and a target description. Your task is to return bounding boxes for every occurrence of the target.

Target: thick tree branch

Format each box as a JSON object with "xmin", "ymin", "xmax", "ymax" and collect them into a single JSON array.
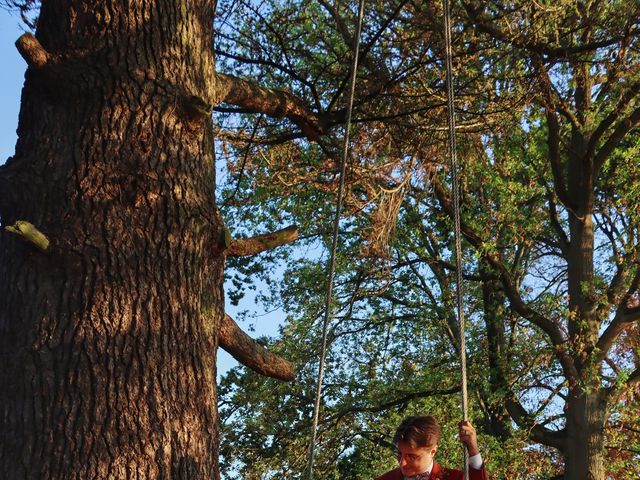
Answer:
[
  {"xmin": 588, "ymin": 80, "xmax": 640, "ymax": 169},
  {"xmin": 226, "ymin": 225, "xmax": 298, "ymax": 257},
  {"xmin": 545, "ymin": 110, "xmax": 572, "ymax": 209},
  {"xmin": 218, "ymin": 313, "xmax": 294, "ymax": 381},
  {"xmin": 15, "ymin": 33, "xmax": 50, "ymax": 69},
  {"xmin": 214, "ymin": 49, "xmax": 319, "ymax": 98},
  {"xmin": 215, "ymin": 72, "xmax": 324, "ymax": 140},
  {"xmin": 505, "ymin": 398, "xmax": 567, "ymax": 451},
  {"xmin": 593, "ymin": 104, "xmax": 640, "ymax": 174},
  {"xmin": 596, "ymin": 308, "xmax": 640, "ymax": 363},
  {"xmin": 596, "ymin": 271, "xmax": 640, "ymax": 362}
]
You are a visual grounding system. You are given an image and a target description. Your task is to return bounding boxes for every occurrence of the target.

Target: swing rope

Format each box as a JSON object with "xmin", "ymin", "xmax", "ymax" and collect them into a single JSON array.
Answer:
[
  {"xmin": 443, "ymin": 0, "xmax": 470, "ymax": 479},
  {"xmin": 305, "ymin": 0, "xmax": 366, "ymax": 479},
  {"xmin": 305, "ymin": 1, "xmax": 468, "ymax": 478}
]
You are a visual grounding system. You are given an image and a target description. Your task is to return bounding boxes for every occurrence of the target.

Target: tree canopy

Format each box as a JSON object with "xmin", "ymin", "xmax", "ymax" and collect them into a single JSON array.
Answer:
[
  {"xmin": 1, "ymin": 0, "xmax": 638, "ymax": 478},
  {"xmin": 214, "ymin": 0, "xmax": 640, "ymax": 478}
]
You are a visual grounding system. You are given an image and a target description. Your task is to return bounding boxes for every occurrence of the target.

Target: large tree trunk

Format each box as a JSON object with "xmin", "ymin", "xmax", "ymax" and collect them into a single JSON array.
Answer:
[
  {"xmin": 564, "ymin": 389, "xmax": 608, "ymax": 480},
  {"xmin": 0, "ymin": 1, "xmax": 223, "ymax": 478},
  {"xmin": 562, "ymin": 99, "xmax": 606, "ymax": 479},
  {"xmin": 479, "ymin": 261, "xmax": 511, "ymax": 440}
]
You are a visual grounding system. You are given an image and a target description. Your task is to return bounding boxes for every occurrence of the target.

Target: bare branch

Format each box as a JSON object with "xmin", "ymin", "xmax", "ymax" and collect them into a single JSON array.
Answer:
[
  {"xmin": 218, "ymin": 313, "xmax": 294, "ymax": 381},
  {"xmin": 15, "ymin": 33, "xmax": 50, "ymax": 69},
  {"xmin": 226, "ymin": 225, "xmax": 298, "ymax": 257},
  {"xmin": 215, "ymin": 72, "xmax": 324, "ymax": 140}
]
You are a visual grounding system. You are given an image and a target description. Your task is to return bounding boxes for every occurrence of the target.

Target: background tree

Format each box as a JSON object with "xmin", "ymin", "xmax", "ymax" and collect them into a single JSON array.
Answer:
[{"xmin": 215, "ymin": 0, "xmax": 640, "ymax": 479}]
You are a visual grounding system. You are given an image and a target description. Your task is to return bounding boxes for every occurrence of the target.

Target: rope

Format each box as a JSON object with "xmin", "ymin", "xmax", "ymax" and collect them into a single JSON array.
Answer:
[
  {"xmin": 305, "ymin": 1, "xmax": 366, "ymax": 479},
  {"xmin": 442, "ymin": 1, "xmax": 469, "ymax": 479}
]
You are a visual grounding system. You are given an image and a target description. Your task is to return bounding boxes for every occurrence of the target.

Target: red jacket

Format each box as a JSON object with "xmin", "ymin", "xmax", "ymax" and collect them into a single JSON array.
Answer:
[{"xmin": 375, "ymin": 461, "xmax": 488, "ymax": 480}]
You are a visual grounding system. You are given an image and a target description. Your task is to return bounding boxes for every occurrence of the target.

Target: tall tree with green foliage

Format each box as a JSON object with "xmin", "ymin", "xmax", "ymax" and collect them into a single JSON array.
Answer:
[{"xmin": 216, "ymin": 1, "xmax": 640, "ymax": 478}]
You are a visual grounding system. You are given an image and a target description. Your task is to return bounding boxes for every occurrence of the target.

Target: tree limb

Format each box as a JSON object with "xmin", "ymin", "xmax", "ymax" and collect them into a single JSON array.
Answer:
[
  {"xmin": 213, "ymin": 49, "xmax": 319, "ymax": 99},
  {"xmin": 628, "ymin": 368, "xmax": 640, "ymax": 388},
  {"xmin": 588, "ymin": 80, "xmax": 640, "ymax": 171},
  {"xmin": 15, "ymin": 33, "xmax": 50, "ymax": 69},
  {"xmin": 505, "ymin": 398, "xmax": 567, "ymax": 451},
  {"xmin": 596, "ymin": 306, "xmax": 640, "ymax": 361},
  {"xmin": 545, "ymin": 110, "xmax": 572, "ymax": 209},
  {"xmin": 604, "ymin": 245, "xmax": 639, "ymax": 316},
  {"xmin": 5, "ymin": 220, "xmax": 50, "ymax": 251},
  {"xmin": 215, "ymin": 72, "xmax": 324, "ymax": 140},
  {"xmin": 596, "ymin": 271, "xmax": 640, "ymax": 362},
  {"xmin": 541, "ymin": 182, "xmax": 569, "ymax": 255},
  {"xmin": 325, "ymin": 386, "xmax": 460, "ymax": 424},
  {"xmin": 226, "ymin": 225, "xmax": 298, "ymax": 257},
  {"xmin": 218, "ymin": 313, "xmax": 294, "ymax": 381},
  {"xmin": 593, "ymin": 104, "xmax": 640, "ymax": 174},
  {"xmin": 325, "ymin": 0, "xmax": 410, "ymax": 111}
]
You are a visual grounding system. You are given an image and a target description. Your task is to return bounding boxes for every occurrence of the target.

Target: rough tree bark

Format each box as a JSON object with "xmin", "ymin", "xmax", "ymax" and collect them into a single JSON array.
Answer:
[{"xmin": 0, "ymin": 1, "xmax": 314, "ymax": 478}]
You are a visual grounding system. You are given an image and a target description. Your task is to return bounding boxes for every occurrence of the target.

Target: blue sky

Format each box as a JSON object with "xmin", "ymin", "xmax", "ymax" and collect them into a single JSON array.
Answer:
[{"xmin": 0, "ymin": 10, "xmax": 25, "ymax": 165}]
